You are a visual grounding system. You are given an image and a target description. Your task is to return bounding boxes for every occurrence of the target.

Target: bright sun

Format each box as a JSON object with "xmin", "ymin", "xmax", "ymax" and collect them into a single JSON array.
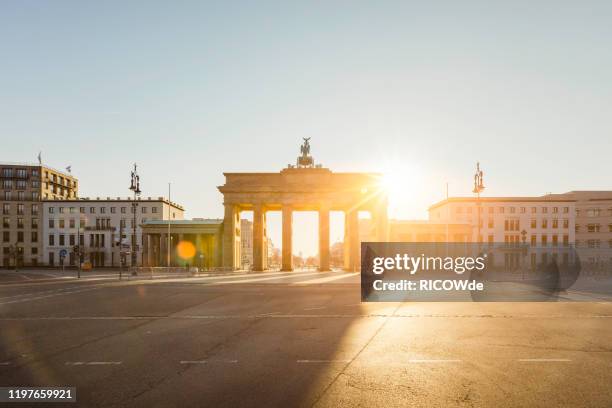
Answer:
[{"xmin": 379, "ymin": 163, "xmax": 423, "ymax": 217}]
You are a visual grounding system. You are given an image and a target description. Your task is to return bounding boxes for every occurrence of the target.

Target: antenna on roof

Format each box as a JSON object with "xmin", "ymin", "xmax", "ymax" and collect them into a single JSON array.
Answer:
[
  {"xmin": 37, "ymin": 151, "xmax": 42, "ymax": 165},
  {"xmin": 66, "ymin": 165, "xmax": 72, "ymax": 173}
]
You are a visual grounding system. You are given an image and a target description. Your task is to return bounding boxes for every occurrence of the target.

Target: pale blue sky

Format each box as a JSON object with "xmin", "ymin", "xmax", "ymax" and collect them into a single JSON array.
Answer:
[{"xmin": 2, "ymin": 1, "xmax": 611, "ymax": 256}]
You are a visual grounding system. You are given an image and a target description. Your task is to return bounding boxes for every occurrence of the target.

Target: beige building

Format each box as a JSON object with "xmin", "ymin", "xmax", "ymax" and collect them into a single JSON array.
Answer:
[
  {"xmin": 240, "ymin": 219, "xmax": 253, "ymax": 269},
  {"xmin": 141, "ymin": 219, "xmax": 223, "ymax": 268},
  {"xmin": 389, "ymin": 219, "xmax": 473, "ymax": 242},
  {"xmin": 1, "ymin": 162, "xmax": 77, "ymax": 267},
  {"xmin": 43, "ymin": 197, "xmax": 183, "ymax": 267},
  {"xmin": 428, "ymin": 196, "xmax": 576, "ymax": 246}
]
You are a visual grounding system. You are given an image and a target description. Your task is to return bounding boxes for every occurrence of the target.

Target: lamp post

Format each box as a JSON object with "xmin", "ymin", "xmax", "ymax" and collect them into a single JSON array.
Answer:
[
  {"xmin": 472, "ymin": 162, "xmax": 485, "ymax": 244},
  {"xmin": 129, "ymin": 163, "xmax": 141, "ymax": 269}
]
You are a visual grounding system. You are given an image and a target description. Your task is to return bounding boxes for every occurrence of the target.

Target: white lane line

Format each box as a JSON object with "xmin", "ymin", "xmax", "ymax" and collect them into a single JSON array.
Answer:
[
  {"xmin": 0, "ymin": 287, "xmax": 101, "ymax": 305},
  {"xmin": 518, "ymin": 358, "xmax": 572, "ymax": 362},
  {"xmin": 180, "ymin": 360, "xmax": 238, "ymax": 364},
  {"xmin": 408, "ymin": 359, "xmax": 462, "ymax": 363},
  {"xmin": 0, "ymin": 362, "xmax": 10, "ymax": 366},
  {"xmin": 189, "ymin": 269, "xmax": 317, "ymax": 283},
  {"xmin": 297, "ymin": 359, "xmax": 351, "ymax": 363},
  {"xmin": 303, "ymin": 306, "xmax": 326, "ymax": 311},
  {"xmin": 19, "ymin": 274, "xmax": 33, "ymax": 281},
  {"xmin": 292, "ymin": 272, "xmax": 359, "ymax": 285},
  {"xmin": 208, "ymin": 271, "xmax": 324, "ymax": 285},
  {"xmin": 65, "ymin": 361, "xmax": 122, "ymax": 366}
]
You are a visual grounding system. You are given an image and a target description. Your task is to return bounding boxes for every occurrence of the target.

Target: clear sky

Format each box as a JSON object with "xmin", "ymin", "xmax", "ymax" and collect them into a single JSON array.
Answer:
[{"xmin": 2, "ymin": 1, "xmax": 611, "ymax": 256}]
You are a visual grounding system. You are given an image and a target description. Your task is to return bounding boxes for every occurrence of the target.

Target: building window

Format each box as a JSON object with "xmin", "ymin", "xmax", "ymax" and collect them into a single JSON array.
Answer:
[
  {"xmin": 2, "ymin": 204, "xmax": 9, "ymax": 215},
  {"xmin": 542, "ymin": 235, "xmax": 548, "ymax": 246},
  {"xmin": 541, "ymin": 219, "xmax": 548, "ymax": 228},
  {"xmin": 32, "ymin": 218, "xmax": 38, "ymax": 229},
  {"xmin": 49, "ymin": 207, "xmax": 54, "ymax": 214},
  {"xmin": 552, "ymin": 207, "xmax": 558, "ymax": 214},
  {"xmin": 552, "ymin": 235, "xmax": 558, "ymax": 246},
  {"xmin": 48, "ymin": 234, "xmax": 55, "ymax": 246},
  {"xmin": 69, "ymin": 234, "xmax": 75, "ymax": 246},
  {"xmin": 69, "ymin": 207, "xmax": 75, "ymax": 214},
  {"xmin": 142, "ymin": 207, "xmax": 147, "ymax": 214},
  {"xmin": 90, "ymin": 207, "xmax": 95, "ymax": 213},
  {"xmin": 2, "ymin": 180, "xmax": 12, "ymax": 189},
  {"xmin": 3, "ymin": 191, "xmax": 11, "ymax": 201},
  {"xmin": 510, "ymin": 207, "xmax": 516, "ymax": 214},
  {"xmin": 17, "ymin": 232, "xmax": 24, "ymax": 243},
  {"xmin": 499, "ymin": 207, "xmax": 505, "ymax": 214},
  {"xmin": 49, "ymin": 219, "xmax": 55, "ymax": 228},
  {"xmin": 530, "ymin": 235, "xmax": 536, "ymax": 246},
  {"xmin": 563, "ymin": 219, "xmax": 569, "ymax": 229},
  {"xmin": 563, "ymin": 207, "xmax": 569, "ymax": 213},
  {"xmin": 2, "ymin": 231, "xmax": 9, "ymax": 242},
  {"xmin": 2, "ymin": 168, "xmax": 13, "ymax": 177},
  {"xmin": 17, "ymin": 204, "xmax": 24, "ymax": 215},
  {"xmin": 80, "ymin": 219, "xmax": 85, "ymax": 228},
  {"xmin": 59, "ymin": 207, "xmax": 65, "ymax": 214},
  {"xmin": 587, "ymin": 224, "xmax": 600, "ymax": 233},
  {"xmin": 586, "ymin": 208, "xmax": 601, "ymax": 217},
  {"xmin": 531, "ymin": 207, "xmax": 537, "ymax": 214},
  {"xmin": 152, "ymin": 207, "xmax": 158, "ymax": 214},
  {"xmin": 563, "ymin": 235, "xmax": 569, "ymax": 246},
  {"xmin": 32, "ymin": 204, "xmax": 39, "ymax": 215},
  {"xmin": 487, "ymin": 219, "xmax": 494, "ymax": 228},
  {"xmin": 59, "ymin": 219, "xmax": 65, "ymax": 229},
  {"xmin": 520, "ymin": 207, "xmax": 525, "ymax": 213},
  {"xmin": 121, "ymin": 207, "xmax": 126, "ymax": 214},
  {"xmin": 542, "ymin": 207, "xmax": 548, "ymax": 214},
  {"xmin": 17, "ymin": 191, "xmax": 25, "ymax": 200},
  {"xmin": 530, "ymin": 219, "xmax": 536, "ymax": 228},
  {"xmin": 59, "ymin": 235, "xmax": 65, "ymax": 246},
  {"xmin": 2, "ymin": 217, "xmax": 8, "ymax": 228},
  {"xmin": 552, "ymin": 219, "xmax": 558, "ymax": 229},
  {"xmin": 80, "ymin": 207, "xmax": 85, "ymax": 214},
  {"xmin": 31, "ymin": 232, "xmax": 38, "ymax": 243},
  {"xmin": 111, "ymin": 207, "xmax": 116, "ymax": 214},
  {"xmin": 100, "ymin": 207, "xmax": 106, "ymax": 214},
  {"xmin": 69, "ymin": 219, "xmax": 75, "ymax": 228},
  {"xmin": 17, "ymin": 218, "xmax": 23, "ymax": 229}
]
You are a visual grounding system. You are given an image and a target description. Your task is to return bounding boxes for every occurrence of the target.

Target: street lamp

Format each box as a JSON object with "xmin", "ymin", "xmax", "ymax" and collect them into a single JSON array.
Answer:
[
  {"xmin": 472, "ymin": 162, "xmax": 485, "ymax": 243},
  {"xmin": 129, "ymin": 164, "xmax": 141, "ymax": 269}
]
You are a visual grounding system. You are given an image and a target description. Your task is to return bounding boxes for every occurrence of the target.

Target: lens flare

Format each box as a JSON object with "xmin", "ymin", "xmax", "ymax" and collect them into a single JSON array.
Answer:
[{"xmin": 177, "ymin": 241, "xmax": 196, "ymax": 260}]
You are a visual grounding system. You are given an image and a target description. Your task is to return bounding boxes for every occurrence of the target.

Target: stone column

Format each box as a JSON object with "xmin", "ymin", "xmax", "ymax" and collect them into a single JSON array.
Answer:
[
  {"xmin": 319, "ymin": 206, "xmax": 330, "ymax": 271},
  {"xmin": 222, "ymin": 204, "xmax": 239, "ymax": 270},
  {"xmin": 252, "ymin": 204, "xmax": 265, "ymax": 272},
  {"xmin": 281, "ymin": 205, "xmax": 293, "ymax": 271},
  {"xmin": 345, "ymin": 209, "xmax": 360, "ymax": 272}
]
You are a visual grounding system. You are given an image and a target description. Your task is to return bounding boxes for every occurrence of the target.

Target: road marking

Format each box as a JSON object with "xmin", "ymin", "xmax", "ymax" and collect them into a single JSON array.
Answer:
[
  {"xmin": 0, "ymin": 362, "xmax": 10, "ymax": 366},
  {"xmin": 65, "ymin": 361, "xmax": 122, "ymax": 366},
  {"xmin": 518, "ymin": 358, "xmax": 571, "ymax": 362},
  {"xmin": 303, "ymin": 306, "xmax": 326, "ymax": 311},
  {"xmin": 408, "ymin": 359, "xmax": 462, "ymax": 363},
  {"xmin": 292, "ymin": 272, "xmax": 359, "ymax": 285},
  {"xmin": 180, "ymin": 360, "xmax": 238, "ymax": 364},
  {"xmin": 297, "ymin": 359, "xmax": 351, "ymax": 363},
  {"xmin": 0, "ymin": 286, "xmax": 102, "ymax": 305},
  {"xmin": 214, "ymin": 272, "xmax": 325, "ymax": 285}
]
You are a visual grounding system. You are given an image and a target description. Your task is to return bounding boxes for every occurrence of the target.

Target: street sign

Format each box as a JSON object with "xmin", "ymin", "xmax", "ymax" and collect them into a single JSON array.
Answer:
[{"xmin": 59, "ymin": 249, "xmax": 68, "ymax": 258}]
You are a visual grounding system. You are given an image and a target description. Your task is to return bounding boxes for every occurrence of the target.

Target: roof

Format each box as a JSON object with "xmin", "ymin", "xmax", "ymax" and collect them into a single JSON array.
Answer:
[
  {"xmin": 143, "ymin": 219, "xmax": 223, "ymax": 225},
  {"xmin": 428, "ymin": 195, "xmax": 576, "ymax": 211},
  {"xmin": 0, "ymin": 162, "xmax": 76, "ymax": 179},
  {"xmin": 42, "ymin": 196, "xmax": 184, "ymax": 210}
]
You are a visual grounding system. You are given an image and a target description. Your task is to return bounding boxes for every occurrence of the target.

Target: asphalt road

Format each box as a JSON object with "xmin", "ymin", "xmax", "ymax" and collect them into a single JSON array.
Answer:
[{"xmin": 0, "ymin": 269, "xmax": 610, "ymax": 407}]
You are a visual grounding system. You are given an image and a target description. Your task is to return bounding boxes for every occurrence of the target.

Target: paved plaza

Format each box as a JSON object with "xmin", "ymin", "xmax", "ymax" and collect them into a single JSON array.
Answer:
[{"xmin": 0, "ymin": 269, "xmax": 610, "ymax": 407}]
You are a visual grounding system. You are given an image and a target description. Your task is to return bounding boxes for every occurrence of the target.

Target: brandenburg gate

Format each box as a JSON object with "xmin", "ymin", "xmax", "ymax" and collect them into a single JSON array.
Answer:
[{"xmin": 218, "ymin": 139, "xmax": 388, "ymax": 272}]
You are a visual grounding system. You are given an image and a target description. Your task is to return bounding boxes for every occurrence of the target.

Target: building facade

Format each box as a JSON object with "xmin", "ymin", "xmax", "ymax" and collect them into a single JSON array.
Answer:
[
  {"xmin": 428, "ymin": 196, "xmax": 576, "ymax": 246},
  {"xmin": 1, "ymin": 163, "xmax": 77, "ymax": 267},
  {"xmin": 42, "ymin": 197, "xmax": 183, "ymax": 267},
  {"xmin": 141, "ymin": 219, "xmax": 223, "ymax": 268},
  {"xmin": 240, "ymin": 219, "xmax": 253, "ymax": 269}
]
